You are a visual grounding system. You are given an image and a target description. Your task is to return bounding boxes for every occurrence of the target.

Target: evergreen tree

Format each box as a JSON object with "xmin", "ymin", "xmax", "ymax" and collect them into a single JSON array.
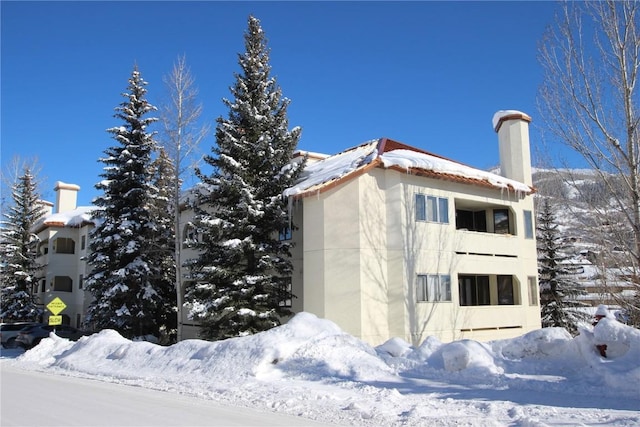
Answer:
[
  {"xmin": 148, "ymin": 147, "xmax": 178, "ymax": 342},
  {"xmin": 85, "ymin": 66, "xmax": 173, "ymax": 339},
  {"xmin": 537, "ymin": 197, "xmax": 589, "ymax": 335},
  {"xmin": 186, "ymin": 15, "xmax": 304, "ymax": 340},
  {"xmin": 0, "ymin": 168, "xmax": 46, "ymax": 321}
]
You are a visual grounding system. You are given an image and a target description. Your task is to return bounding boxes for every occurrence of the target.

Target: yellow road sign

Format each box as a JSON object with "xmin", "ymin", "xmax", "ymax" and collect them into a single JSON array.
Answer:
[
  {"xmin": 48, "ymin": 315, "xmax": 62, "ymax": 326},
  {"xmin": 46, "ymin": 297, "xmax": 67, "ymax": 315}
]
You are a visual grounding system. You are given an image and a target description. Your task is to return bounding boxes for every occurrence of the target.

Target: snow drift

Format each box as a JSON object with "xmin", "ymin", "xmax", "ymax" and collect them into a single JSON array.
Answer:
[{"xmin": 10, "ymin": 312, "xmax": 640, "ymax": 426}]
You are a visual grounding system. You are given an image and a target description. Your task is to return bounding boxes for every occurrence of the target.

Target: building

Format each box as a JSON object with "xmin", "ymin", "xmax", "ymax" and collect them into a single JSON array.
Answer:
[
  {"xmin": 181, "ymin": 110, "xmax": 541, "ymax": 345},
  {"xmin": 33, "ymin": 182, "xmax": 94, "ymax": 328},
  {"xmin": 272, "ymin": 110, "xmax": 541, "ymax": 345},
  {"xmin": 35, "ymin": 110, "xmax": 541, "ymax": 345}
]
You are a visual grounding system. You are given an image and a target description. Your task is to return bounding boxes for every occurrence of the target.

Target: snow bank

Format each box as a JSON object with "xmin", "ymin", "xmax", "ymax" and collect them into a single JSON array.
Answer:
[{"xmin": 10, "ymin": 312, "xmax": 640, "ymax": 426}]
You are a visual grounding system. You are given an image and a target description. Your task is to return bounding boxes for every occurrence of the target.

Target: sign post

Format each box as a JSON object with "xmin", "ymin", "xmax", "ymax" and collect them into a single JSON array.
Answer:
[{"xmin": 46, "ymin": 297, "xmax": 67, "ymax": 328}]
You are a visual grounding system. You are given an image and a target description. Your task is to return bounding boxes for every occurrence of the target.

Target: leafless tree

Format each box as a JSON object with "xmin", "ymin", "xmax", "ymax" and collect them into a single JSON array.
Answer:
[
  {"xmin": 1, "ymin": 157, "xmax": 45, "ymax": 215},
  {"xmin": 159, "ymin": 55, "xmax": 210, "ymax": 341},
  {"xmin": 537, "ymin": 0, "xmax": 640, "ymax": 325}
]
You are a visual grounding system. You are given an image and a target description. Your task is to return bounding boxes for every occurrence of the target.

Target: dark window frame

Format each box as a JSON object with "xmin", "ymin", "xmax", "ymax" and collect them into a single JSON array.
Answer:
[
  {"xmin": 53, "ymin": 276, "xmax": 73, "ymax": 292},
  {"xmin": 497, "ymin": 275, "xmax": 515, "ymax": 305},
  {"xmin": 54, "ymin": 237, "xmax": 75, "ymax": 254},
  {"xmin": 458, "ymin": 275, "xmax": 490, "ymax": 306},
  {"xmin": 493, "ymin": 209, "xmax": 510, "ymax": 234}
]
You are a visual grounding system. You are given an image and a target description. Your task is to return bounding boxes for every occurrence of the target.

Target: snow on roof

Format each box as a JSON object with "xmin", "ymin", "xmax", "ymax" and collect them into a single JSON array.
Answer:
[
  {"xmin": 293, "ymin": 149, "xmax": 329, "ymax": 161},
  {"xmin": 380, "ymin": 149, "xmax": 532, "ymax": 193},
  {"xmin": 284, "ymin": 140, "xmax": 379, "ymax": 197},
  {"xmin": 35, "ymin": 206, "xmax": 96, "ymax": 231},
  {"xmin": 284, "ymin": 138, "xmax": 534, "ymax": 198}
]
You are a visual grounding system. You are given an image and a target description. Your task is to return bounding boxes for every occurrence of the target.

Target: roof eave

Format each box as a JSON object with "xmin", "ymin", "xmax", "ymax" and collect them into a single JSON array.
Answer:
[
  {"xmin": 386, "ymin": 164, "xmax": 536, "ymax": 194},
  {"xmin": 288, "ymin": 157, "xmax": 383, "ymax": 200}
]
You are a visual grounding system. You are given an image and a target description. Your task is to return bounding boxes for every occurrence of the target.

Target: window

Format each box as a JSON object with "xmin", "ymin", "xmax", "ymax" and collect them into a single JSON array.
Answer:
[
  {"xmin": 81, "ymin": 235, "xmax": 86, "ymax": 250},
  {"xmin": 79, "ymin": 274, "xmax": 84, "ymax": 290},
  {"xmin": 493, "ymin": 209, "xmax": 510, "ymax": 234},
  {"xmin": 497, "ymin": 275, "xmax": 515, "ymax": 305},
  {"xmin": 528, "ymin": 276, "xmax": 538, "ymax": 306},
  {"xmin": 60, "ymin": 314, "xmax": 71, "ymax": 326},
  {"xmin": 54, "ymin": 237, "xmax": 75, "ymax": 254},
  {"xmin": 524, "ymin": 210, "xmax": 534, "ymax": 239},
  {"xmin": 455, "ymin": 202, "xmax": 517, "ymax": 235},
  {"xmin": 182, "ymin": 224, "xmax": 198, "ymax": 248},
  {"xmin": 456, "ymin": 210, "xmax": 487, "ymax": 232},
  {"xmin": 41, "ymin": 279, "xmax": 46, "ymax": 293},
  {"xmin": 458, "ymin": 275, "xmax": 490, "ymax": 306},
  {"xmin": 76, "ymin": 314, "xmax": 82, "ymax": 328},
  {"xmin": 416, "ymin": 194, "xmax": 449, "ymax": 224},
  {"xmin": 38, "ymin": 240, "xmax": 49, "ymax": 255},
  {"xmin": 279, "ymin": 226, "xmax": 292, "ymax": 241},
  {"xmin": 417, "ymin": 274, "xmax": 451, "ymax": 302},
  {"xmin": 277, "ymin": 280, "xmax": 292, "ymax": 307},
  {"xmin": 416, "ymin": 194, "xmax": 426, "ymax": 221},
  {"xmin": 53, "ymin": 276, "xmax": 73, "ymax": 292}
]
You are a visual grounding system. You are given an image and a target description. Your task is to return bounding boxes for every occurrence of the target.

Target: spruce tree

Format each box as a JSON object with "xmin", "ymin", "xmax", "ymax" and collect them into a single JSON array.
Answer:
[
  {"xmin": 148, "ymin": 147, "xmax": 178, "ymax": 342},
  {"xmin": 0, "ymin": 168, "xmax": 46, "ymax": 321},
  {"xmin": 537, "ymin": 197, "xmax": 589, "ymax": 335},
  {"xmin": 186, "ymin": 15, "xmax": 304, "ymax": 340},
  {"xmin": 85, "ymin": 66, "xmax": 173, "ymax": 339}
]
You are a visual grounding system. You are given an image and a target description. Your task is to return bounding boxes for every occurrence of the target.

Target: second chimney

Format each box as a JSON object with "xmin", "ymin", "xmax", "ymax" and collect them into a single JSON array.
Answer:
[{"xmin": 493, "ymin": 110, "xmax": 533, "ymax": 187}]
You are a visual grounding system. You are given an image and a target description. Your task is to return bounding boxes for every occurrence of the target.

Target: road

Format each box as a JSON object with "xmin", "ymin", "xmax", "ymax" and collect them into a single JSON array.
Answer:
[{"xmin": 0, "ymin": 359, "xmax": 334, "ymax": 427}]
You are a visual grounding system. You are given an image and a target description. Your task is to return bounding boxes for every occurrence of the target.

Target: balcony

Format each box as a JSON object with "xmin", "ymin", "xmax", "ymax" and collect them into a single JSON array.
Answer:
[{"xmin": 453, "ymin": 229, "xmax": 520, "ymax": 258}]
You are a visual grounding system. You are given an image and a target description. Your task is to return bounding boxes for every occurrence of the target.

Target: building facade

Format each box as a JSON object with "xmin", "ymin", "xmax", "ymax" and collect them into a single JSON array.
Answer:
[
  {"xmin": 33, "ymin": 182, "xmax": 94, "ymax": 328},
  {"xmin": 34, "ymin": 110, "xmax": 541, "ymax": 345},
  {"xmin": 278, "ymin": 111, "xmax": 540, "ymax": 345}
]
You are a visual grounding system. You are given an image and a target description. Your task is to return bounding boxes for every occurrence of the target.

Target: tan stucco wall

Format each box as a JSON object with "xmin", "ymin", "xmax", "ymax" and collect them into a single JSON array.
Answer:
[
  {"xmin": 300, "ymin": 166, "xmax": 541, "ymax": 346},
  {"xmin": 37, "ymin": 225, "xmax": 91, "ymax": 328}
]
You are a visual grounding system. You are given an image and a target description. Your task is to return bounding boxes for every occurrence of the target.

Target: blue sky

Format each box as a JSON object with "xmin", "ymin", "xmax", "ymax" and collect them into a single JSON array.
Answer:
[{"xmin": 2, "ymin": 1, "xmax": 573, "ymax": 207}]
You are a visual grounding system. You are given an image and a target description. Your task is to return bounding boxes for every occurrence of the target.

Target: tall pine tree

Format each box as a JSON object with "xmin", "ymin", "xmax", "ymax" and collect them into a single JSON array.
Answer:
[
  {"xmin": 148, "ymin": 147, "xmax": 178, "ymax": 342},
  {"xmin": 85, "ymin": 66, "xmax": 175, "ymax": 339},
  {"xmin": 0, "ymin": 168, "xmax": 46, "ymax": 321},
  {"xmin": 537, "ymin": 197, "xmax": 589, "ymax": 335},
  {"xmin": 186, "ymin": 15, "xmax": 304, "ymax": 340}
]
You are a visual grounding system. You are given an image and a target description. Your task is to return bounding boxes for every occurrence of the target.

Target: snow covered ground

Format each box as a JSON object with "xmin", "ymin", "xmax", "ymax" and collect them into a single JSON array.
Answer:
[
  {"xmin": 2, "ymin": 312, "xmax": 639, "ymax": 426},
  {"xmin": 1, "ymin": 362, "xmax": 334, "ymax": 427}
]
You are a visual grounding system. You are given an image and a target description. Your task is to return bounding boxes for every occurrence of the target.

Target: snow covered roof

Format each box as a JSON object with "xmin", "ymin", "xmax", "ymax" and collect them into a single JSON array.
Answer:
[
  {"xmin": 34, "ymin": 206, "xmax": 96, "ymax": 233},
  {"xmin": 293, "ymin": 150, "xmax": 329, "ymax": 163},
  {"xmin": 284, "ymin": 138, "xmax": 535, "ymax": 199}
]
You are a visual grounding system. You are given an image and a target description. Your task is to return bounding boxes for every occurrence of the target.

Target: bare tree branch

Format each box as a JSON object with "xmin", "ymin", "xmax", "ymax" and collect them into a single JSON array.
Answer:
[
  {"xmin": 159, "ymin": 55, "xmax": 210, "ymax": 341},
  {"xmin": 538, "ymin": 0, "xmax": 640, "ymax": 325}
]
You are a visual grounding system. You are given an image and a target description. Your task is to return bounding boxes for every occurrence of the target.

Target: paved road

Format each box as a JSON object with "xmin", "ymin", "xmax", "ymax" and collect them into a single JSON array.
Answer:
[{"xmin": 1, "ymin": 360, "xmax": 334, "ymax": 427}]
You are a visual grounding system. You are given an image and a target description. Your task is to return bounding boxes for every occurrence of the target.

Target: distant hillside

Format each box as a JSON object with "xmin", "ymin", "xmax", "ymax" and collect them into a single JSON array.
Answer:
[
  {"xmin": 531, "ymin": 167, "xmax": 635, "ymax": 314},
  {"xmin": 531, "ymin": 167, "xmax": 627, "ymax": 247}
]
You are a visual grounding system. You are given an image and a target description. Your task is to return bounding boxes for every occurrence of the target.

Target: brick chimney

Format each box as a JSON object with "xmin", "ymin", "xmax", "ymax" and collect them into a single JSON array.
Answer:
[
  {"xmin": 493, "ymin": 110, "xmax": 532, "ymax": 187},
  {"xmin": 54, "ymin": 181, "xmax": 80, "ymax": 213}
]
